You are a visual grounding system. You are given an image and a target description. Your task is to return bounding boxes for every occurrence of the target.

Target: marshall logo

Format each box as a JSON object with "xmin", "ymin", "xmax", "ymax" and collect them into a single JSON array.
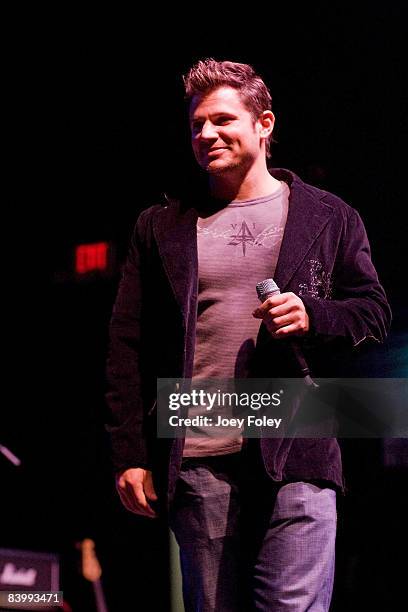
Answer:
[
  {"xmin": 0, "ymin": 548, "xmax": 59, "ymax": 592},
  {"xmin": 0, "ymin": 562, "xmax": 37, "ymax": 586}
]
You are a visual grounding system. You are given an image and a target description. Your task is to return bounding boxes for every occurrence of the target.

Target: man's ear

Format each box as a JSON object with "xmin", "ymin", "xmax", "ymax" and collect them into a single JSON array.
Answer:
[{"xmin": 258, "ymin": 110, "xmax": 275, "ymax": 138}]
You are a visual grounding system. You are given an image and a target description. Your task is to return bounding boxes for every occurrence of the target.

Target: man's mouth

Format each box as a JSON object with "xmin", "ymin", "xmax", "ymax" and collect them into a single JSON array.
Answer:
[{"xmin": 206, "ymin": 147, "xmax": 227, "ymax": 156}]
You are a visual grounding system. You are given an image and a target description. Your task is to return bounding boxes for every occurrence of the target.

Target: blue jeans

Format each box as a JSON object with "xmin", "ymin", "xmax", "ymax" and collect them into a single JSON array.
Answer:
[{"xmin": 169, "ymin": 445, "xmax": 337, "ymax": 611}]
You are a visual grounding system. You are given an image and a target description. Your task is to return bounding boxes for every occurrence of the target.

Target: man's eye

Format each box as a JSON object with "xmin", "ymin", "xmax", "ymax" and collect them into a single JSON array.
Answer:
[{"xmin": 216, "ymin": 117, "xmax": 231, "ymax": 125}]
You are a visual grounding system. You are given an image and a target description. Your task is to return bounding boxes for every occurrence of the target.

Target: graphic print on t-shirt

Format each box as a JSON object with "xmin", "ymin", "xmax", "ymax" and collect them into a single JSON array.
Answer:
[
  {"xmin": 228, "ymin": 220, "xmax": 255, "ymax": 255},
  {"xmin": 198, "ymin": 216, "xmax": 286, "ymax": 257}
]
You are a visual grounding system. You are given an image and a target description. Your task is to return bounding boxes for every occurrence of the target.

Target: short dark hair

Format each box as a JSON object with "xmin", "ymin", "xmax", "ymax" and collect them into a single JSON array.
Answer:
[{"xmin": 183, "ymin": 58, "xmax": 274, "ymax": 158}]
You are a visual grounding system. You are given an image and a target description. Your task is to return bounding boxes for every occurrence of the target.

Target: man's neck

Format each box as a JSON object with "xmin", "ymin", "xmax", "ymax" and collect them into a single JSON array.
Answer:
[{"xmin": 209, "ymin": 165, "xmax": 281, "ymax": 202}]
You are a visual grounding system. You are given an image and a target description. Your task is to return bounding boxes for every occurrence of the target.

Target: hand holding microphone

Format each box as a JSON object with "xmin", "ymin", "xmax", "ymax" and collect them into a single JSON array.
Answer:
[
  {"xmin": 253, "ymin": 279, "xmax": 317, "ymax": 387},
  {"xmin": 253, "ymin": 279, "xmax": 309, "ymax": 338}
]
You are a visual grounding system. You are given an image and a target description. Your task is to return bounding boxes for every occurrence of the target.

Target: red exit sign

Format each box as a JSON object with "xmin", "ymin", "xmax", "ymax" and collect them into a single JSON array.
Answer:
[{"xmin": 75, "ymin": 242, "xmax": 111, "ymax": 275}]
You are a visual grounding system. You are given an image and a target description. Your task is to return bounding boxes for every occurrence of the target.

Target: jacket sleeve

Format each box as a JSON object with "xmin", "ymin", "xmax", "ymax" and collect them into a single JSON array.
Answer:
[
  {"xmin": 301, "ymin": 208, "xmax": 392, "ymax": 347},
  {"xmin": 105, "ymin": 209, "xmax": 152, "ymax": 474}
]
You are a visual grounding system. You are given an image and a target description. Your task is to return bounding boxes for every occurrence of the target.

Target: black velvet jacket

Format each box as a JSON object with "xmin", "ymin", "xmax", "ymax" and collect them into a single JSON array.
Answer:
[{"xmin": 106, "ymin": 169, "xmax": 391, "ymax": 505}]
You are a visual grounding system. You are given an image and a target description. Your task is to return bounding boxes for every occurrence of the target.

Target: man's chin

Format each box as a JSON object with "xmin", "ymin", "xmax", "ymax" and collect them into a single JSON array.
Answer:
[{"xmin": 204, "ymin": 160, "xmax": 236, "ymax": 175}]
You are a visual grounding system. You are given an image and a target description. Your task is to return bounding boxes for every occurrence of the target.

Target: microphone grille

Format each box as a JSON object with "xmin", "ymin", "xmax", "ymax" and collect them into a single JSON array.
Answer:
[{"xmin": 256, "ymin": 278, "xmax": 280, "ymax": 301}]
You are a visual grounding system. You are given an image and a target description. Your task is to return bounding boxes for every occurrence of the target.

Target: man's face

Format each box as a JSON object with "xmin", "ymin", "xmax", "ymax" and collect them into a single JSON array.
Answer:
[{"xmin": 189, "ymin": 86, "xmax": 265, "ymax": 175}]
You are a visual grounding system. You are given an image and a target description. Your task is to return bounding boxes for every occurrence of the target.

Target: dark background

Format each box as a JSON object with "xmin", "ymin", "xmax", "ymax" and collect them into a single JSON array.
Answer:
[{"xmin": 2, "ymin": 5, "xmax": 407, "ymax": 611}]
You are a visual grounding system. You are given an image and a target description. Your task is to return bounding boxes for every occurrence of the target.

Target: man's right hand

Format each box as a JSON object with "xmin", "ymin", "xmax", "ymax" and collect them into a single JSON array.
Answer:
[{"xmin": 115, "ymin": 468, "xmax": 158, "ymax": 518}]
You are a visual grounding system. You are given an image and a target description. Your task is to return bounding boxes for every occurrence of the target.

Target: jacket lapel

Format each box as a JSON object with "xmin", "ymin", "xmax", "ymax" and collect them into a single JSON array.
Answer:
[
  {"xmin": 152, "ymin": 201, "xmax": 198, "ymax": 322},
  {"xmin": 272, "ymin": 171, "xmax": 334, "ymax": 291}
]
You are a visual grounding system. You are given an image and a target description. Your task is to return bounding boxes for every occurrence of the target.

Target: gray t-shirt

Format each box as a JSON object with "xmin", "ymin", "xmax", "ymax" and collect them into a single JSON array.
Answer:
[{"xmin": 183, "ymin": 182, "xmax": 290, "ymax": 456}]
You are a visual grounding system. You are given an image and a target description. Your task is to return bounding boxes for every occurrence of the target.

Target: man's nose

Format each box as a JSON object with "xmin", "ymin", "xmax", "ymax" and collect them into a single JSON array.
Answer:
[{"xmin": 200, "ymin": 120, "xmax": 218, "ymax": 140}]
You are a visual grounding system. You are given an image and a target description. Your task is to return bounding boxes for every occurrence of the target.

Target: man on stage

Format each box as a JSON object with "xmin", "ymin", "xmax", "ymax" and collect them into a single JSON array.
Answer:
[{"xmin": 106, "ymin": 59, "xmax": 391, "ymax": 610}]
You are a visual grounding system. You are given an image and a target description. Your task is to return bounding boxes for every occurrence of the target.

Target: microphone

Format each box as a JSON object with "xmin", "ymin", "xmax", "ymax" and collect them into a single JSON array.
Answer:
[{"xmin": 256, "ymin": 279, "xmax": 317, "ymax": 387}]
